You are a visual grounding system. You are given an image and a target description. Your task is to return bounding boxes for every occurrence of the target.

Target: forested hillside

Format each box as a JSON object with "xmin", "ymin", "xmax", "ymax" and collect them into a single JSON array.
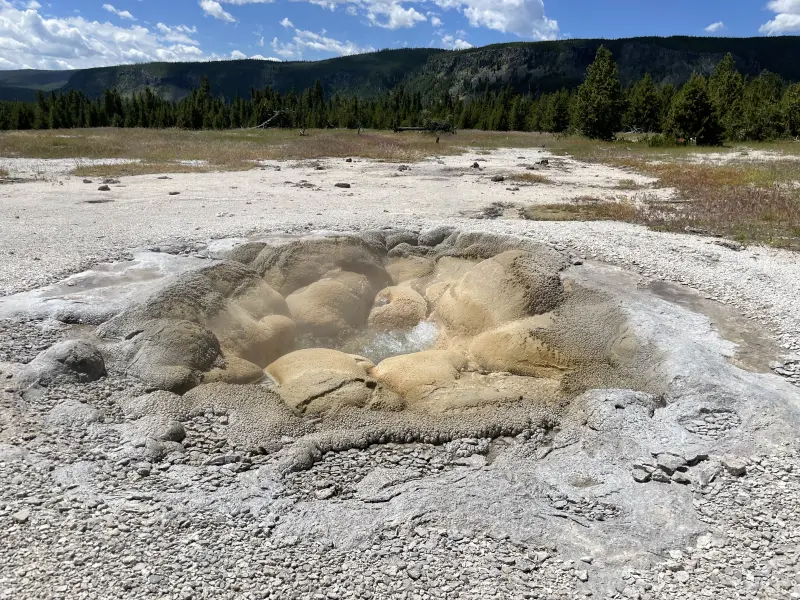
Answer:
[
  {"xmin": 1, "ymin": 49, "xmax": 796, "ymax": 145},
  {"xmin": 0, "ymin": 36, "xmax": 798, "ymax": 102}
]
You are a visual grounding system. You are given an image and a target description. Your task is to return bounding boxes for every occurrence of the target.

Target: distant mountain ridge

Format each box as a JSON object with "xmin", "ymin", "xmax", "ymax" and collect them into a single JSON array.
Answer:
[{"xmin": 0, "ymin": 36, "xmax": 797, "ymax": 102}]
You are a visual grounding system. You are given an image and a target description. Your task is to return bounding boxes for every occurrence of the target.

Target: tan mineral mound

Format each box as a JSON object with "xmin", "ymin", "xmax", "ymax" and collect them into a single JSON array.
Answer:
[{"xmin": 91, "ymin": 229, "xmax": 660, "ymax": 458}]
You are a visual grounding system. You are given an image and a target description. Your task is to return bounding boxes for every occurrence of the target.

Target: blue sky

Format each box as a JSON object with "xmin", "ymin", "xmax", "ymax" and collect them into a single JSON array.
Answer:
[{"xmin": 0, "ymin": 0, "xmax": 796, "ymax": 69}]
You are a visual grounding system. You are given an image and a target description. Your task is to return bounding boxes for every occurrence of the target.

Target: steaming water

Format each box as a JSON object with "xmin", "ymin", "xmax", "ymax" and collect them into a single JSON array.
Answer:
[{"xmin": 357, "ymin": 321, "xmax": 439, "ymax": 364}]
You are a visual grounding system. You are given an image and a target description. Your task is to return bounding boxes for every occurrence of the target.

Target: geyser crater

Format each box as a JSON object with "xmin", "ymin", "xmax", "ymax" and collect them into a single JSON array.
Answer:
[{"xmin": 17, "ymin": 229, "xmax": 665, "ymax": 471}]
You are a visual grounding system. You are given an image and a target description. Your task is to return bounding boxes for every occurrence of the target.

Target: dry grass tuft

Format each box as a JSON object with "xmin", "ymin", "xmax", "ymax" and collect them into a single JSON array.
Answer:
[
  {"xmin": 523, "ymin": 185, "xmax": 800, "ymax": 250},
  {"xmin": 0, "ymin": 128, "xmax": 564, "ymax": 177},
  {"xmin": 0, "ymin": 167, "xmax": 9, "ymax": 178},
  {"xmin": 0, "ymin": 128, "xmax": 556, "ymax": 167},
  {"xmin": 616, "ymin": 178, "xmax": 643, "ymax": 190},
  {"xmin": 72, "ymin": 162, "xmax": 214, "ymax": 178},
  {"xmin": 521, "ymin": 199, "xmax": 637, "ymax": 222},
  {"xmin": 510, "ymin": 172, "xmax": 550, "ymax": 184},
  {"xmin": 549, "ymin": 144, "xmax": 800, "ymax": 251},
  {"xmin": 642, "ymin": 186, "xmax": 800, "ymax": 250}
]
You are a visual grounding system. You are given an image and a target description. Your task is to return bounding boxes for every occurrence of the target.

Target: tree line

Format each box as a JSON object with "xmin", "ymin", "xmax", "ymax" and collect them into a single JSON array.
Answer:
[{"xmin": 0, "ymin": 48, "xmax": 798, "ymax": 145}]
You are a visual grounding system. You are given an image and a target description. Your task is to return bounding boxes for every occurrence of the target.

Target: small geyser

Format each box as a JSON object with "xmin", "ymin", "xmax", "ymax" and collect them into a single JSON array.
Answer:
[{"xmin": 14, "ymin": 228, "xmax": 673, "ymax": 473}]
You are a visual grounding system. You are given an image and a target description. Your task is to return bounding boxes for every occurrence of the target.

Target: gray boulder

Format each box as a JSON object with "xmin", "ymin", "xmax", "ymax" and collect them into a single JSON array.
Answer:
[
  {"xmin": 418, "ymin": 226, "xmax": 457, "ymax": 247},
  {"xmin": 17, "ymin": 340, "xmax": 105, "ymax": 388},
  {"xmin": 46, "ymin": 400, "xmax": 101, "ymax": 427}
]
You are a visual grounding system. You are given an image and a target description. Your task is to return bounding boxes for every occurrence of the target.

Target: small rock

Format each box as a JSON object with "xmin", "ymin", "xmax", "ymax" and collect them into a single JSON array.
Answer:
[
  {"xmin": 471, "ymin": 162, "xmax": 480, "ymax": 169},
  {"xmin": 575, "ymin": 570, "xmax": 589, "ymax": 582},
  {"xmin": 685, "ymin": 226, "xmax": 711, "ymax": 235},
  {"xmin": 204, "ymin": 454, "xmax": 242, "ymax": 466},
  {"xmin": 684, "ymin": 452, "xmax": 709, "ymax": 466},
  {"xmin": 12, "ymin": 510, "xmax": 30, "ymax": 524},
  {"xmin": 651, "ymin": 469, "xmax": 672, "ymax": 484},
  {"xmin": 671, "ymin": 472, "xmax": 691, "ymax": 485},
  {"xmin": 713, "ymin": 239, "xmax": 744, "ymax": 251},
  {"xmin": 674, "ymin": 571, "xmax": 690, "ymax": 584},
  {"xmin": 656, "ymin": 453, "xmax": 686, "ymax": 475},
  {"xmin": 721, "ymin": 455, "xmax": 747, "ymax": 476},
  {"xmin": 334, "ymin": 183, "xmax": 351, "ymax": 189},
  {"xmin": 98, "ymin": 185, "xmax": 111, "ymax": 192},
  {"xmin": 157, "ymin": 176, "xmax": 171, "ymax": 180},
  {"xmin": 398, "ymin": 165, "xmax": 410, "ymax": 172},
  {"xmin": 315, "ymin": 487, "xmax": 336, "ymax": 500},
  {"xmin": 345, "ymin": 158, "xmax": 353, "ymax": 163},
  {"xmin": 580, "ymin": 556, "xmax": 594, "ymax": 564},
  {"xmin": 168, "ymin": 191, "xmax": 180, "ymax": 196},
  {"xmin": 491, "ymin": 175, "xmax": 505, "ymax": 182},
  {"xmin": 696, "ymin": 463, "xmax": 721, "ymax": 487},
  {"xmin": 82, "ymin": 179, "xmax": 92, "ymax": 184},
  {"xmin": 631, "ymin": 466, "xmax": 651, "ymax": 483},
  {"xmin": 157, "ymin": 421, "xmax": 186, "ymax": 443}
]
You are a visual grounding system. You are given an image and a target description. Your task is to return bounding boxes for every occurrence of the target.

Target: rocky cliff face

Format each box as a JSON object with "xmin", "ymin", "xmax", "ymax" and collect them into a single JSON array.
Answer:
[{"xmin": 408, "ymin": 37, "xmax": 783, "ymax": 97}]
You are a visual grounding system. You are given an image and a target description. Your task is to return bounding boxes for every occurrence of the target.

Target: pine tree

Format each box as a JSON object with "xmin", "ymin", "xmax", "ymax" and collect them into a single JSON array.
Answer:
[
  {"xmin": 573, "ymin": 46, "xmax": 624, "ymax": 140},
  {"xmin": 657, "ymin": 84, "xmax": 676, "ymax": 132},
  {"xmin": 33, "ymin": 91, "xmax": 48, "ymax": 129},
  {"xmin": 625, "ymin": 73, "xmax": 660, "ymax": 132},
  {"xmin": 783, "ymin": 83, "xmax": 800, "ymax": 137},
  {"xmin": 740, "ymin": 71, "xmax": 784, "ymax": 141},
  {"xmin": 666, "ymin": 73, "xmax": 723, "ymax": 145},
  {"xmin": 708, "ymin": 53, "xmax": 744, "ymax": 140},
  {"xmin": 542, "ymin": 89, "xmax": 571, "ymax": 133}
]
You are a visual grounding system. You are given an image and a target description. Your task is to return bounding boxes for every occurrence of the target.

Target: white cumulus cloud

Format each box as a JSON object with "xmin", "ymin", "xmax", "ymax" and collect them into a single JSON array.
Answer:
[
  {"xmin": 280, "ymin": 17, "xmax": 294, "ymax": 27},
  {"xmin": 440, "ymin": 33, "xmax": 471, "ymax": 49},
  {"xmin": 199, "ymin": 0, "xmax": 236, "ymax": 22},
  {"xmin": 453, "ymin": 0, "xmax": 557, "ymax": 39},
  {"xmin": 102, "ymin": 3, "xmax": 136, "ymax": 20},
  {"xmin": 0, "ymin": 0, "xmax": 206, "ymax": 69},
  {"xmin": 272, "ymin": 28, "xmax": 374, "ymax": 59},
  {"xmin": 761, "ymin": 0, "xmax": 800, "ymax": 34},
  {"xmin": 250, "ymin": 54, "xmax": 281, "ymax": 60},
  {"xmin": 156, "ymin": 23, "xmax": 200, "ymax": 45},
  {"xmin": 368, "ymin": 3, "xmax": 426, "ymax": 29},
  {"xmin": 302, "ymin": 0, "xmax": 557, "ymax": 38},
  {"xmin": 230, "ymin": 49, "xmax": 247, "ymax": 58},
  {"xmin": 704, "ymin": 21, "xmax": 724, "ymax": 33}
]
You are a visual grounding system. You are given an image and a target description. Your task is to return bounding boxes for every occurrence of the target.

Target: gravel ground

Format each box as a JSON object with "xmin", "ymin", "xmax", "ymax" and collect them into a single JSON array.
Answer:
[
  {"xmin": 1, "ymin": 370, "xmax": 798, "ymax": 600},
  {"xmin": 1, "ymin": 149, "xmax": 799, "ymax": 599}
]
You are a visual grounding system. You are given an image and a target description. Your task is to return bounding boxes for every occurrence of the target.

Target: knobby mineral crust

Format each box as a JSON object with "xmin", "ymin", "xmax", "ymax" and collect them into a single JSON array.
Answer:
[{"xmin": 16, "ymin": 230, "xmax": 667, "ymax": 472}]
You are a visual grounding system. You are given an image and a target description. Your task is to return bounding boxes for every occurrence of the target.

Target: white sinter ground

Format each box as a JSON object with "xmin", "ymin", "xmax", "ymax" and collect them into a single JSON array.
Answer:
[{"xmin": 1, "ymin": 147, "xmax": 799, "ymax": 600}]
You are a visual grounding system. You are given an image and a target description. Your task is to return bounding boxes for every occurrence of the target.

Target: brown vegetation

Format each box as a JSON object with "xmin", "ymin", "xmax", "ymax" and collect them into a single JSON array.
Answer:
[
  {"xmin": 510, "ymin": 172, "xmax": 550, "ymax": 184},
  {"xmin": 0, "ymin": 128, "xmax": 553, "ymax": 175},
  {"xmin": 1, "ymin": 128, "xmax": 798, "ymax": 249},
  {"xmin": 521, "ymin": 199, "xmax": 637, "ymax": 222}
]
